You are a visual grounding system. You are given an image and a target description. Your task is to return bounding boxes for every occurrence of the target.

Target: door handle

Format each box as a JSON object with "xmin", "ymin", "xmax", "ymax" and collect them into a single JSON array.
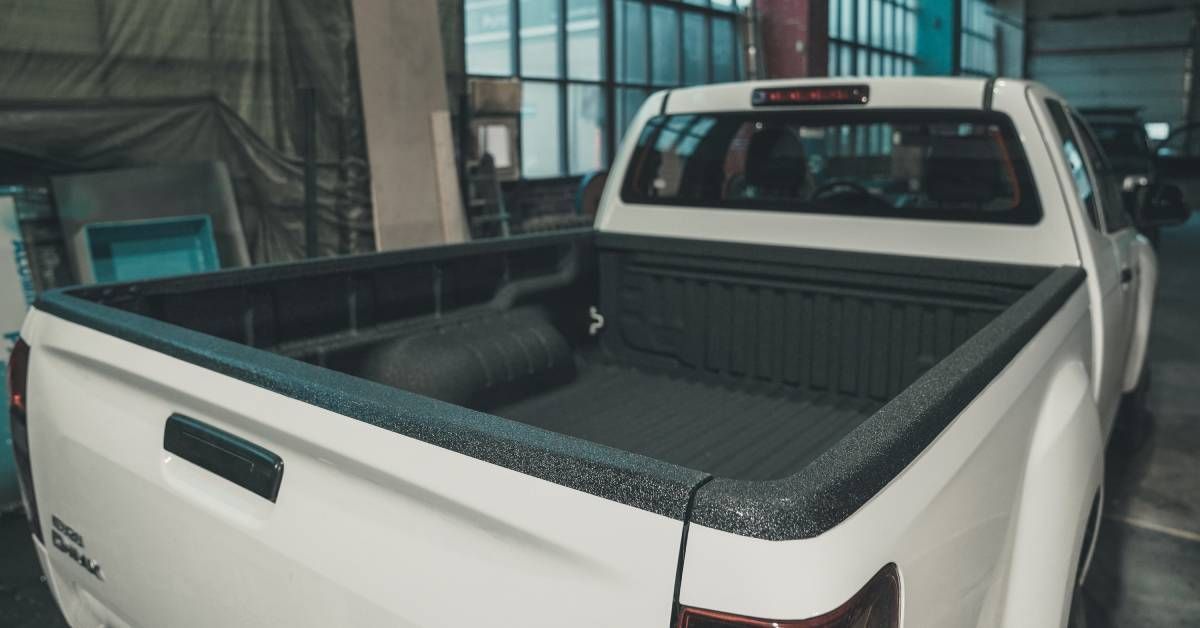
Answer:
[
  {"xmin": 164, "ymin": 414, "xmax": 284, "ymax": 502},
  {"xmin": 1120, "ymin": 267, "xmax": 1134, "ymax": 284}
]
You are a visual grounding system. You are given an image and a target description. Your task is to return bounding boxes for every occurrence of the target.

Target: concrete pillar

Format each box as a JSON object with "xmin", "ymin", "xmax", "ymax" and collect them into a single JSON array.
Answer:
[
  {"xmin": 352, "ymin": 0, "xmax": 468, "ymax": 251},
  {"xmin": 438, "ymin": 0, "xmax": 467, "ymax": 133},
  {"xmin": 756, "ymin": 0, "xmax": 829, "ymax": 78}
]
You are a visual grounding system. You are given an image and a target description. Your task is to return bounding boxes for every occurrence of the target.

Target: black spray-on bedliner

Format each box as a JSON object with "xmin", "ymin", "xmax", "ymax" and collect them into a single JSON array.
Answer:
[{"xmin": 492, "ymin": 360, "xmax": 881, "ymax": 482}]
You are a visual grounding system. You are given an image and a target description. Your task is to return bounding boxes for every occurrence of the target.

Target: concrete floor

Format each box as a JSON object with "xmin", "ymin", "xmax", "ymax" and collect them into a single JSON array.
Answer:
[
  {"xmin": 1078, "ymin": 215, "xmax": 1200, "ymax": 627},
  {"xmin": 0, "ymin": 508, "xmax": 65, "ymax": 628},
  {"xmin": 1, "ymin": 216, "xmax": 1199, "ymax": 626}
]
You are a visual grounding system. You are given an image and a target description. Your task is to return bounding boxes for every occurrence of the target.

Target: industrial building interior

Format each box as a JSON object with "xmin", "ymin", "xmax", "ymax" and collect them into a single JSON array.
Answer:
[{"xmin": 1, "ymin": 0, "xmax": 1198, "ymax": 626}]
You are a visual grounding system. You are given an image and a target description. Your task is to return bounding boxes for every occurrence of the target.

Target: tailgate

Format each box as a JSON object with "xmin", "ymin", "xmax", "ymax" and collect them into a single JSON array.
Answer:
[{"xmin": 22, "ymin": 309, "xmax": 694, "ymax": 627}]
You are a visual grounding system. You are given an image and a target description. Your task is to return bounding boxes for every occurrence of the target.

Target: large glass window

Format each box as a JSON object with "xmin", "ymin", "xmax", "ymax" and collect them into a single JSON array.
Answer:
[
  {"xmin": 469, "ymin": 0, "xmax": 746, "ymax": 179},
  {"xmin": 466, "ymin": 0, "xmax": 513, "ymax": 76},
  {"xmin": 650, "ymin": 5, "xmax": 681, "ymax": 86},
  {"xmin": 828, "ymin": 0, "xmax": 916, "ymax": 76},
  {"xmin": 615, "ymin": 1, "xmax": 649, "ymax": 83},
  {"xmin": 683, "ymin": 13, "xmax": 710, "ymax": 85},
  {"xmin": 617, "ymin": 87, "xmax": 650, "ymax": 141},
  {"xmin": 617, "ymin": 2, "xmax": 743, "ymax": 143},
  {"xmin": 961, "ymin": 0, "xmax": 997, "ymax": 76},
  {"xmin": 520, "ymin": 0, "xmax": 561, "ymax": 78},
  {"xmin": 569, "ymin": 83, "xmax": 607, "ymax": 173},
  {"xmin": 567, "ymin": 0, "xmax": 604, "ymax": 80},
  {"xmin": 621, "ymin": 110, "xmax": 1042, "ymax": 224},
  {"xmin": 521, "ymin": 82, "xmax": 563, "ymax": 178},
  {"xmin": 711, "ymin": 18, "xmax": 737, "ymax": 82}
]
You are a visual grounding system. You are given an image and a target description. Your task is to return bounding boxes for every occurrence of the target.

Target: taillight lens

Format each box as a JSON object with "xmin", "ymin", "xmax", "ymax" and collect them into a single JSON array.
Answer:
[
  {"xmin": 7, "ymin": 338, "xmax": 42, "ymax": 542},
  {"xmin": 677, "ymin": 564, "xmax": 900, "ymax": 628},
  {"xmin": 8, "ymin": 337, "xmax": 28, "ymax": 412}
]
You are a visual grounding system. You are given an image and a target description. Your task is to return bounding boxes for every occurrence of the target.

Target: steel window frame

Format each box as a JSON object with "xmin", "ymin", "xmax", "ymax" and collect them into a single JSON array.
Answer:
[
  {"xmin": 828, "ymin": 0, "xmax": 918, "ymax": 77},
  {"xmin": 465, "ymin": 0, "xmax": 744, "ymax": 180},
  {"xmin": 959, "ymin": 0, "xmax": 999, "ymax": 76}
]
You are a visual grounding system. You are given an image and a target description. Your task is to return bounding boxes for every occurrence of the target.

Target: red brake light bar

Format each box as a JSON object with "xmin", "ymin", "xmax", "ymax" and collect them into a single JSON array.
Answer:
[
  {"xmin": 751, "ymin": 85, "xmax": 869, "ymax": 107},
  {"xmin": 677, "ymin": 563, "xmax": 899, "ymax": 628}
]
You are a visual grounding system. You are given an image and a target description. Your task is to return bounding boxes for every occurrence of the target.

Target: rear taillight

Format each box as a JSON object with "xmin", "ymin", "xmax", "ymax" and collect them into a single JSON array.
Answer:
[
  {"xmin": 7, "ymin": 338, "xmax": 42, "ymax": 542},
  {"xmin": 8, "ymin": 338, "xmax": 28, "ymax": 412},
  {"xmin": 677, "ymin": 564, "xmax": 900, "ymax": 628}
]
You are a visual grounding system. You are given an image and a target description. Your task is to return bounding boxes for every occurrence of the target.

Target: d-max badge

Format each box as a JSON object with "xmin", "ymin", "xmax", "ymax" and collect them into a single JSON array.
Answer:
[{"xmin": 50, "ymin": 515, "xmax": 103, "ymax": 581}]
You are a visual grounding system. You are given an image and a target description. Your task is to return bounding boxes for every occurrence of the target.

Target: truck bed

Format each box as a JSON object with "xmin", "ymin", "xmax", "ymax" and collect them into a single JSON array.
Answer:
[
  {"xmin": 493, "ymin": 360, "xmax": 880, "ymax": 481},
  {"xmin": 53, "ymin": 230, "xmax": 1051, "ymax": 485}
]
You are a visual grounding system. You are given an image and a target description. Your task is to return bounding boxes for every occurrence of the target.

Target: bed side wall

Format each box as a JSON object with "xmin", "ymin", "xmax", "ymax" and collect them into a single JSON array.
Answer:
[{"xmin": 597, "ymin": 234, "xmax": 1045, "ymax": 404}]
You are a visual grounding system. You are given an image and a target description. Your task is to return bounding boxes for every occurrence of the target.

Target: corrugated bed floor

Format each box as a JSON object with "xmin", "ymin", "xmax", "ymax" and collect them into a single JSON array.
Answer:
[{"xmin": 492, "ymin": 362, "xmax": 881, "ymax": 481}]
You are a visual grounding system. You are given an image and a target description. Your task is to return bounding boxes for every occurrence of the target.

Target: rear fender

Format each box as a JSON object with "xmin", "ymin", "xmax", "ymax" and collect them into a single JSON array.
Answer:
[{"xmin": 998, "ymin": 360, "xmax": 1104, "ymax": 628}]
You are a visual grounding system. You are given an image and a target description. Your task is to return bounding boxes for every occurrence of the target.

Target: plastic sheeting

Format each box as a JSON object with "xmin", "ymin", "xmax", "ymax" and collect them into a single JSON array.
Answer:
[{"xmin": 0, "ymin": 0, "xmax": 373, "ymax": 263}]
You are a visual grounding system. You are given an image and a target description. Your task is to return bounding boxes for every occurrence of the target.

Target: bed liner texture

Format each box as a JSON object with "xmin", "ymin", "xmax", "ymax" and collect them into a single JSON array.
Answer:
[{"xmin": 493, "ymin": 360, "xmax": 881, "ymax": 482}]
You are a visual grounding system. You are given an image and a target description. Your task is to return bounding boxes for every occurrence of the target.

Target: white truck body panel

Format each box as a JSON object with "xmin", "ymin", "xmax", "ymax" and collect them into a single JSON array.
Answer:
[
  {"xmin": 1022, "ymin": 81, "xmax": 1155, "ymax": 425},
  {"xmin": 22, "ymin": 314, "xmax": 683, "ymax": 628},
  {"xmin": 679, "ymin": 289, "xmax": 1097, "ymax": 627}
]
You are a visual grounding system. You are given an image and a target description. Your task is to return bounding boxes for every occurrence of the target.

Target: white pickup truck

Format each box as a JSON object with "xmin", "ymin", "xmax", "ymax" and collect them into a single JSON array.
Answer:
[{"xmin": 8, "ymin": 78, "xmax": 1191, "ymax": 628}]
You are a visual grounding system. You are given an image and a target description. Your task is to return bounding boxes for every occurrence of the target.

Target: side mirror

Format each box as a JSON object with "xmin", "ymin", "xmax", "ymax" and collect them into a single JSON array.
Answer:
[{"xmin": 1139, "ymin": 183, "xmax": 1191, "ymax": 227}]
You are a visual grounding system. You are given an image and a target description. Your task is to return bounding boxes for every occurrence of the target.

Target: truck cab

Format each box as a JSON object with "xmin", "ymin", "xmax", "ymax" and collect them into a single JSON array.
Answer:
[{"xmin": 605, "ymin": 78, "xmax": 1154, "ymax": 430}]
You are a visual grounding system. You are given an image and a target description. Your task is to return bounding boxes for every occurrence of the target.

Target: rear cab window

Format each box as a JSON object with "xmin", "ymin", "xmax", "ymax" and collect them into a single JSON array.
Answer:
[{"xmin": 620, "ymin": 109, "xmax": 1042, "ymax": 224}]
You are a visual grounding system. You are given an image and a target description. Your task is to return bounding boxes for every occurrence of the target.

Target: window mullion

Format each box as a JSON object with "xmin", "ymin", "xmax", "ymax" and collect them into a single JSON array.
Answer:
[
  {"xmin": 512, "ymin": 0, "xmax": 522, "ymax": 76},
  {"xmin": 559, "ymin": 0, "xmax": 569, "ymax": 175},
  {"xmin": 558, "ymin": 0, "xmax": 568, "ymax": 79},
  {"xmin": 604, "ymin": 0, "xmax": 617, "ymax": 162},
  {"xmin": 700, "ymin": 13, "xmax": 710, "ymax": 83},
  {"xmin": 675, "ymin": 7, "xmax": 683, "ymax": 86},
  {"xmin": 645, "ymin": 1, "xmax": 654, "ymax": 84}
]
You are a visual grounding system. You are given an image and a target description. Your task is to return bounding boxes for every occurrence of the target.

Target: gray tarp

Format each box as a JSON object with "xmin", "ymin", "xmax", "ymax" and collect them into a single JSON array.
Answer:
[{"xmin": 0, "ymin": 0, "xmax": 373, "ymax": 262}]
